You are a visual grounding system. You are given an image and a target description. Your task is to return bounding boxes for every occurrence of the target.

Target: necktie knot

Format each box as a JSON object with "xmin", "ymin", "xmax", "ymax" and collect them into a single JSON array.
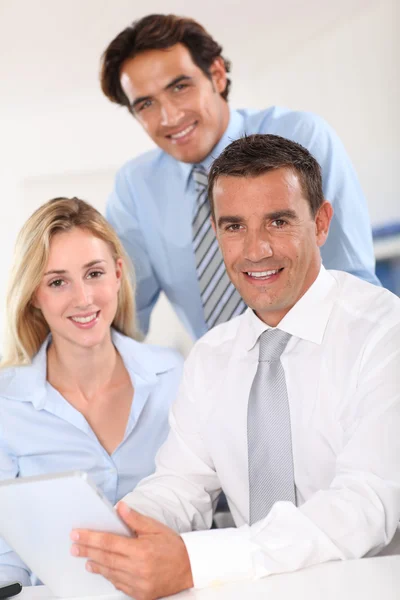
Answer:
[{"xmin": 259, "ymin": 329, "xmax": 291, "ymax": 362}]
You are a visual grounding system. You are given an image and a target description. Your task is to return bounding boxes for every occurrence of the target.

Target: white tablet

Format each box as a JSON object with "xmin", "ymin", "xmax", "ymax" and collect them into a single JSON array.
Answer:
[{"xmin": 0, "ymin": 471, "xmax": 132, "ymax": 597}]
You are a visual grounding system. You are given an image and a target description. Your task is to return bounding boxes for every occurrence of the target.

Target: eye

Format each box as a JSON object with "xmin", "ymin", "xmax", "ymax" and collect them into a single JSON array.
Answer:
[
  {"xmin": 49, "ymin": 278, "xmax": 66, "ymax": 288},
  {"xmin": 87, "ymin": 270, "xmax": 103, "ymax": 279},
  {"xmin": 136, "ymin": 99, "xmax": 153, "ymax": 112},
  {"xmin": 173, "ymin": 83, "xmax": 188, "ymax": 92},
  {"xmin": 225, "ymin": 223, "xmax": 243, "ymax": 232},
  {"xmin": 271, "ymin": 219, "xmax": 287, "ymax": 228}
]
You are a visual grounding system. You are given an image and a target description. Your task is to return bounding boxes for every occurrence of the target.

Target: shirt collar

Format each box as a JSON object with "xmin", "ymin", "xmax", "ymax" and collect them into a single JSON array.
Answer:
[
  {"xmin": 178, "ymin": 108, "xmax": 246, "ymax": 185},
  {"xmin": 1, "ymin": 329, "xmax": 179, "ymax": 409},
  {"xmin": 239, "ymin": 266, "xmax": 338, "ymax": 353},
  {"xmin": 0, "ymin": 334, "xmax": 50, "ymax": 408},
  {"xmin": 110, "ymin": 329, "xmax": 178, "ymax": 388}
]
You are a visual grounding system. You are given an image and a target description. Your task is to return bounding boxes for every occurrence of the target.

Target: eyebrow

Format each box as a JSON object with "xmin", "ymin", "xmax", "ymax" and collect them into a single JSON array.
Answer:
[
  {"xmin": 217, "ymin": 209, "xmax": 298, "ymax": 228},
  {"xmin": 43, "ymin": 259, "xmax": 106, "ymax": 276},
  {"xmin": 131, "ymin": 75, "xmax": 193, "ymax": 110}
]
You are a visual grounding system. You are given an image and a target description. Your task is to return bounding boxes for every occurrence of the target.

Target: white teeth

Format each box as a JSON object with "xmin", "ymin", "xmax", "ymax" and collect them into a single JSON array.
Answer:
[
  {"xmin": 170, "ymin": 124, "xmax": 195, "ymax": 139},
  {"xmin": 70, "ymin": 313, "xmax": 97, "ymax": 324},
  {"xmin": 247, "ymin": 270, "xmax": 279, "ymax": 278}
]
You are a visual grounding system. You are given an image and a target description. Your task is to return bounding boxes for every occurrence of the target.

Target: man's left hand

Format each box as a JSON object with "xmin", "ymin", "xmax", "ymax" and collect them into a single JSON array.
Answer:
[{"xmin": 70, "ymin": 501, "xmax": 194, "ymax": 600}]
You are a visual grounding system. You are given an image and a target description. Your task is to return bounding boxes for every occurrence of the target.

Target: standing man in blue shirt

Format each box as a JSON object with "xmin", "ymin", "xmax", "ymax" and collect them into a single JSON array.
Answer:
[{"xmin": 102, "ymin": 13, "xmax": 378, "ymax": 339}]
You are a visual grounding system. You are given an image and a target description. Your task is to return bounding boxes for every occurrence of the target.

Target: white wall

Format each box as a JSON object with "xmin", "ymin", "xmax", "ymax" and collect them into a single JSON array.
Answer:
[
  {"xmin": 247, "ymin": 0, "xmax": 399, "ymax": 226},
  {"xmin": 0, "ymin": 0, "xmax": 398, "ymax": 352}
]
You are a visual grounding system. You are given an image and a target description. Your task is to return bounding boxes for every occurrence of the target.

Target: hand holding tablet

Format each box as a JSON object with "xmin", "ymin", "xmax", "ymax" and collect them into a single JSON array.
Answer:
[{"xmin": 0, "ymin": 472, "xmax": 132, "ymax": 597}]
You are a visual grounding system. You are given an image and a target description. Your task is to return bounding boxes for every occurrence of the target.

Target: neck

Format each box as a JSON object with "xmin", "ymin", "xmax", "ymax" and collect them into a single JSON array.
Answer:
[
  {"xmin": 211, "ymin": 102, "xmax": 230, "ymax": 155},
  {"xmin": 219, "ymin": 101, "xmax": 230, "ymax": 139},
  {"xmin": 199, "ymin": 102, "xmax": 230, "ymax": 164},
  {"xmin": 47, "ymin": 332, "xmax": 118, "ymax": 399}
]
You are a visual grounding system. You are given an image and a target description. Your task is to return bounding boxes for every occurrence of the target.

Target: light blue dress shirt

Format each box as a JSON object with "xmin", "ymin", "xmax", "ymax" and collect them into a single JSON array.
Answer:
[
  {"xmin": 0, "ymin": 329, "xmax": 183, "ymax": 585},
  {"xmin": 106, "ymin": 107, "xmax": 379, "ymax": 340}
]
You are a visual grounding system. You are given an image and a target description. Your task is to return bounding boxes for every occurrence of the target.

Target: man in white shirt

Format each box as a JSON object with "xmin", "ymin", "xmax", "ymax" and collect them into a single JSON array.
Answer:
[{"xmin": 72, "ymin": 134, "xmax": 400, "ymax": 600}]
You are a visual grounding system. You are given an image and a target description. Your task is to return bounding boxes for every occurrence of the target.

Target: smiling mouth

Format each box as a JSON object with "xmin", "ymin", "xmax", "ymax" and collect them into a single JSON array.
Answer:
[
  {"xmin": 69, "ymin": 311, "xmax": 99, "ymax": 324},
  {"xmin": 167, "ymin": 122, "xmax": 197, "ymax": 140},
  {"xmin": 245, "ymin": 268, "xmax": 284, "ymax": 280}
]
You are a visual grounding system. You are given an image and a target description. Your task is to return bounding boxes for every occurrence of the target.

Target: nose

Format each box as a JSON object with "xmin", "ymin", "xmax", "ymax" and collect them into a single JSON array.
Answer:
[
  {"xmin": 160, "ymin": 97, "xmax": 184, "ymax": 127},
  {"xmin": 244, "ymin": 229, "xmax": 273, "ymax": 263},
  {"xmin": 72, "ymin": 281, "xmax": 93, "ymax": 308}
]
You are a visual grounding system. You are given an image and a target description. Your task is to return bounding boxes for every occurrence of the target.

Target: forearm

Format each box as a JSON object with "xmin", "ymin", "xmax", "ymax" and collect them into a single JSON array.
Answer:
[
  {"xmin": 123, "ymin": 473, "xmax": 215, "ymax": 533},
  {"xmin": 183, "ymin": 479, "xmax": 399, "ymax": 589}
]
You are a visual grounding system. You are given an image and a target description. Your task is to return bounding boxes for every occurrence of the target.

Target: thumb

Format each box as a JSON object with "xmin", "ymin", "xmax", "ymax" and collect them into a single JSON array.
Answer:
[{"xmin": 116, "ymin": 501, "xmax": 169, "ymax": 536}]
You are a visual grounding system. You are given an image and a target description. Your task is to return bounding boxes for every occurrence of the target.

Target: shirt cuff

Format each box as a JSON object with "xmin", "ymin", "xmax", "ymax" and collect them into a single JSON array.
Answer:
[
  {"xmin": 181, "ymin": 527, "xmax": 258, "ymax": 588},
  {"xmin": 181, "ymin": 502, "xmax": 345, "ymax": 589}
]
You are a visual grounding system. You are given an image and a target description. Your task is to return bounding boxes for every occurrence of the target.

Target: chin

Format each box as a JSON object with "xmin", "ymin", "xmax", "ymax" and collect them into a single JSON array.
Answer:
[
  {"xmin": 173, "ymin": 149, "xmax": 206, "ymax": 164},
  {"xmin": 241, "ymin": 293, "xmax": 276, "ymax": 314},
  {"xmin": 70, "ymin": 328, "xmax": 110, "ymax": 349}
]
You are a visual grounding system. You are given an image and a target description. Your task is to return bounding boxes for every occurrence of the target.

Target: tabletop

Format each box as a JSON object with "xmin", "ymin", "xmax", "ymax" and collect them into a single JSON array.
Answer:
[{"xmin": 18, "ymin": 555, "xmax": 400, "ymax": 600}]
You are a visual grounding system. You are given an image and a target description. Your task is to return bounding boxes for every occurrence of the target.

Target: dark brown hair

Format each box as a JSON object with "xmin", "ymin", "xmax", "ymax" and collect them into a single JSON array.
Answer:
[
  {"xmin": 100, "ymin": 14, "xmax": 231, "ymax": 111},
  {"xmin": 208, "ymin": 134, "xmax": 324, "ymax": 218}
]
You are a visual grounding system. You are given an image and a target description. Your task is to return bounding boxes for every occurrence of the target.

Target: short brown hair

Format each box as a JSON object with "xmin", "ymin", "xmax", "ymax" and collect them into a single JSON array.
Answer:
[
  {"xmin": 100, "ymin": 14, "xmax": 231, "ymax": 110},
  {"xmin": 208, "ymin": 134, "xmax": 324, "ymax": 218}
]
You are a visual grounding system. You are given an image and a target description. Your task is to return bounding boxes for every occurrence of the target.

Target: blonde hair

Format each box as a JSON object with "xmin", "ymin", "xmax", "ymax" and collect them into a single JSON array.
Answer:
[{"xmin": 1, "ymin": 197, "xmax": 141, "ymax": 368}]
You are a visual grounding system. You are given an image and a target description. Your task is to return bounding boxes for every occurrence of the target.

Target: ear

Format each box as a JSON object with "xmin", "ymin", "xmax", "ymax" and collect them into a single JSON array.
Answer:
[
  {"xmin": 115, "ymin": 258, "xmax": 123, "ymax": 291},
  {"xmin": 209, "ymin": 56, "xmax": 227, "ymax": 96},
  {"xmin": 211, "ymin": 215, "xmax": 217, "ymax": 235},
  {"xmin": 315, "ymin": 201, "xmax": 333, "ymax": 247},
  {"xmin": 30, "ymin": 292, "xmax": 41, "ymax": 310}
]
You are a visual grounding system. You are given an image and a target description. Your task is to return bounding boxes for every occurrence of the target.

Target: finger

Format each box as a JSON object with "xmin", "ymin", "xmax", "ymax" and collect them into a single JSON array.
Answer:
[
  {"xmin": 86, "ymin": 561, "xmax": 137, "ymax": 593},
  {"xmin": 117, "ymin": 502, "xmax": 170, "ymax": 535},
  {"xmin": 70, "ymin": 529, "xmax": 132, "ymax": 554},
  {"xmin": 71, "ymin": 542, "xmax": 134, "ymax": 574},
  {"xmin": 88, "ymin": 562, "xmax": 153, "ymax": 600}
]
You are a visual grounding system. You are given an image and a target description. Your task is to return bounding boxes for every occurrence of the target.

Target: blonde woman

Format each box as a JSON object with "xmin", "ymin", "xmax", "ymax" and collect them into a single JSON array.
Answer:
[{"xmin": 0, "ymin": 197, "xmax": 183, "ymax": 586}]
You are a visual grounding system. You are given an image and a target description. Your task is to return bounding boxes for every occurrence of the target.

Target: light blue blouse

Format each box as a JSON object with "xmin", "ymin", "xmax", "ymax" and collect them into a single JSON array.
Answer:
[{"xmin": 0, "ymin": 329, "xmax": 183, "ymax": 585}]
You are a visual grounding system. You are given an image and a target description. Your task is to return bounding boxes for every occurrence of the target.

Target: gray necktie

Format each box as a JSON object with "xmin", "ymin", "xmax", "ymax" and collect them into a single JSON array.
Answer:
[
  {"xmin": 248, "ymin": 328, "xmax": 296, "ymax": 525},
  {"xmin": 192, "ymin": 166, "xmax": 246, "ymax": 329}
]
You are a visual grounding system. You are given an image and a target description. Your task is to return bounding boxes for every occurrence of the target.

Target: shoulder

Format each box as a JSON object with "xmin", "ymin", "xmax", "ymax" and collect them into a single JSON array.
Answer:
[
  {"xmin": 112, "ymin": 330, "xmax": 184, "ymax": 376},
  {"xmin": 184, "ymin": 314, "xmax": 243, "ymax": 377},
  {"xmin": 330, "ymin": 272, "xmax": 400, "ymax": 387},
  {"xmin": 256, "ymin": 105, "xmax": 328, "ymax": 131},
  {"xmin": 330, "ymin": 270, "xmax": 400, "ymax": 331},
  {"xmin": 0, "ymin": 365, "xmax": 18, "ymax": 397},
  {"xmin": 241, "ymin": 106, "xmax": 337, "ymax": 150},
  {"xmin": 0, "ymin": 340, "xmax": 49, "ymax": 402},
  {"xmin": 175, "ymin": 315, "xmax": 245, "ymax": 419},
  {"xmin": 140, "ymin": 343, "xmax": 184, "ymax": 374},
  {"xmin": 115, "ymin": 147, "xmax": 174, "ymax": 183},
  {"xmin": 0, "ymin": 361, "xmax": 43, "ymax": 404}
]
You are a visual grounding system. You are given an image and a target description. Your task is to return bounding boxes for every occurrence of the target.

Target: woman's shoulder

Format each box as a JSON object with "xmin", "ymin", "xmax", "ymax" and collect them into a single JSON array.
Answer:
[
  {"xmin": 112, "ymin": 330, "xmax": 184, "ymax": 375},
  {"xmin": 141, "ymin": 343, "xmax": 184, "ymax": 373},
  {"xmin": 0, "ymin": 363, "xmax": 33, "ymax": 401},
  {"xmin": 0, "ymin": 364, "xmax": 18, "ymax": 392},
  {"xmin": 0, "ymin": 343, "xmax": 48, "ymax": 401}
]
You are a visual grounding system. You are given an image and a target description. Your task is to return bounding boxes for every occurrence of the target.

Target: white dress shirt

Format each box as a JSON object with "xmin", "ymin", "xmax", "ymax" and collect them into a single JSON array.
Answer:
[{"xmin": 123, "ymin": 267, "xmax": 400, "ymax": 588}]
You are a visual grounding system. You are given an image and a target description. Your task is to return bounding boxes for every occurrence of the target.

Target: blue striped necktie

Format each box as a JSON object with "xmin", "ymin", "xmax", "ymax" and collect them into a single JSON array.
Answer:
[
  {"xmin": 192, "ymin": 165, "xmax": 246, "ymax": 329},
  {"xmin": 248, "ymin": 328, "xmax": 296, "ymax": 525}
]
